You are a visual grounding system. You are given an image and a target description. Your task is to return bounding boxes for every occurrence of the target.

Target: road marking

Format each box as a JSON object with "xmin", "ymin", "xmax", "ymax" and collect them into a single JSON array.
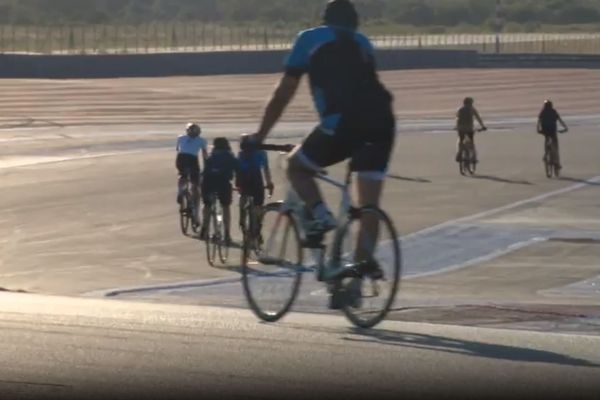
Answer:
[
  {"xmin": 84, "ymin": 276, "xmax": 242, "ymax": 298},
  {"xmin": 403, "ymin": 175, "xmax": 600, "ymax": 241},
  {"xmin": 406, "ymin": 237, "xmax": 547, "ymax": 280}
]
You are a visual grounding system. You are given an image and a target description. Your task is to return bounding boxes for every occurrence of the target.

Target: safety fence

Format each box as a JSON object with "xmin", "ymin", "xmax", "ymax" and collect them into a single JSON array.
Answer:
[{"xmin": 0, "ymin": 24, "xmax": 599, "ymax": 55}]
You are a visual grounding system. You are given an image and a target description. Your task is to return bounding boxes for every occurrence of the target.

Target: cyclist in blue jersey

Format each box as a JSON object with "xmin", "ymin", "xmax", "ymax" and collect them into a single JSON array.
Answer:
[
  {"xmin": 246, "ymin": 0, "xmax": 396, "ymax": 238},
  {"xmin": 237, "ymin": 135, "xmax": 274, "ymax": 232},
  {"xmin": 200, "ymin": 137, "xmax": 238, "ymax": 243}
]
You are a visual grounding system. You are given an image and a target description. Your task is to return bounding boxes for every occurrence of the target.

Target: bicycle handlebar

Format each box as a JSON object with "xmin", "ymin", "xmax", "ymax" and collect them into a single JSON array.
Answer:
[{"xmin": 257, "ymin": 144, "xmax": 296, "ymax": 153}]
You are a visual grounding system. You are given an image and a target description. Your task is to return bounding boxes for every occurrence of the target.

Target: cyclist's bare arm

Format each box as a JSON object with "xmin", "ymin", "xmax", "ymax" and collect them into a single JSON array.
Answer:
[
  {"xmin": 558, "ymin": 115, "xmax": 568, "ymax": 131},
  {"xmin": 202, "ymin": 147, "xmax": 208, "ymax": 162},
  {"xmin": 256, "ymin": 75, "xmax": 301, "ymax": 141},
  {"xmin": 474, "ymin": 108, "xmax": 486, "ymax": 129}
]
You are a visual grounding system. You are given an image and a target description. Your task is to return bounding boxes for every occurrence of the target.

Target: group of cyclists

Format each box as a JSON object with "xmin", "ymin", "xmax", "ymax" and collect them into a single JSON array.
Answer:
[
  {"xmin": 175, "ymin": 0, "xmax": 571, "ymax": 311},
  {"xmin": 455, "ymin": 97, "xmax": 569, "ymax": 171},
  {"xmin": 176, "ymin": 124, "xmax": 273, "ymax": 244}
]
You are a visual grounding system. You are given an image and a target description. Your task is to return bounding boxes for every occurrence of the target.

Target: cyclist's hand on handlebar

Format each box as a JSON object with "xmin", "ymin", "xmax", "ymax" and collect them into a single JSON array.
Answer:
[
  {"xmin": 480, "ymin": 126, "xmax": 488, "ymax": 132},
  {"xmin": 266, "ymin": 182, "xmax": 274, "ymax": 197}
]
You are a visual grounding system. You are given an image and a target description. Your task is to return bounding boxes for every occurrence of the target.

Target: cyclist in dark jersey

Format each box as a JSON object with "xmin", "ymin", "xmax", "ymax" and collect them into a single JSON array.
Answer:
[
  {"xmin": 247, "ymin": 0, "xmax": 396, "ymax": 238},
  {"xmin": 455, "ymin": 97, "xmax": 487, "ymax": 163},
  {"xmin": 537, "ymin": 100, "xmax": 568, "ymax": 170},
  {"xmin": 200, "ymin": 137, "xmax": 238, "ymax": 243}
]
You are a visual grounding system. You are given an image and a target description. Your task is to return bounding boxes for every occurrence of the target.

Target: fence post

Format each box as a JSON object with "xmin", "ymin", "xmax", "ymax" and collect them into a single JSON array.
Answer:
[
  {"xmin": 541, "ymin": 35, "xmax": 545, "ymax": 54},
  {"xmin": 68, "ymin": 26, "xmax": 75, "ymax": 53},
  {"xmin": 264, "ymin": 27, "xmax": 268, "ymax": 50}
]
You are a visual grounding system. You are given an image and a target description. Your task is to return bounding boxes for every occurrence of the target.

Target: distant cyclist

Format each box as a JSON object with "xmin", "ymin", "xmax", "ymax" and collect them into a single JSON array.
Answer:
[
  {"xmin": 455, "ymin": 97, "xmax": 487, "ymax": 163},
  {"xmin": 246, "ymin": 0, "xmax": 396, "ymax": 241},
  {"xmin": 237, "ymin": 135, "xmax": 274, "ymax": 230},
  {"xmin": 200, "ymin": 137, "xmax": 238, "ymax": 244},
  {"xmin": 176, "ymin": 123, "xmax": 208, "ymax": 205},
  {"xmin": 537, "ymin": 100, "xmax": 568, "ymax": 170}
]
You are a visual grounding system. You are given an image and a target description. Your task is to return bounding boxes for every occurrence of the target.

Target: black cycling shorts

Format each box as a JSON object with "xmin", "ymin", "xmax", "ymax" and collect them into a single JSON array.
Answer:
[
  {"xmin": 239, "ymin": 178, "xmax": 265, "ymax": 207},
  {"xmin": 202, "ymin": 181, "xmax": 232, "ymax": 207},
  {"xmin": 299, "ymin": 112, "xmax": 395, "ymax": 178},
  {"xmin": 458, "ymin": 130, "xmax": 475, "ymax": 142},
  {"xmin": 176, "ymin": 153, "xmax": 200, "ymax": 184}
]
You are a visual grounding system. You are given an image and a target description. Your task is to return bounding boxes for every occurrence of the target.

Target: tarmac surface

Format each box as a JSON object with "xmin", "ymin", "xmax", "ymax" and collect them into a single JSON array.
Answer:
[{"xmin": 1, "ymin": 69, "xmax": 600, "ymax": 333}]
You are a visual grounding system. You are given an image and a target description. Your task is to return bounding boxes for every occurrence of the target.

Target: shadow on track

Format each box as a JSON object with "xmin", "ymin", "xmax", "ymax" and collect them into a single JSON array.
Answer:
[
  {"xmin": 468, "ymin": 174, "xmax": 533, "ymax": 185},
  {"xmin": 387, "ymin": 174, "xmax": 432, "ymax": 183},
  {"xmin": 560, "ymin": 176, "xmax": 600, "ymax": 187},
  {"xmin": 344, "ymin": 328, "xmax": 599, "ymax": 367}
]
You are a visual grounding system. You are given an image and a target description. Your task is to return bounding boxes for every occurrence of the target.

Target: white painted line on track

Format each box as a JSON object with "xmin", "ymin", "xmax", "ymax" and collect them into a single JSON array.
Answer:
[
  {"xmin": 403, "ymin": 175, "xmax": 600, "ymax": 241},
  {"xmin": 406, "ymin": 237, "xmax": 547, "ymax": 280},
  {"xmin": 84, "ymin": 276, "xmax": 242, "ymax": 298}
]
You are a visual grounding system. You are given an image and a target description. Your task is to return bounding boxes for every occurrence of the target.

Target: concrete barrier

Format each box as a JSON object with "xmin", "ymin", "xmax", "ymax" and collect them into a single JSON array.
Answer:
[
  {"xmin": 0, "ymin": 49, "xmax": 478, "ymax": 79},
  {"xmin": 1, "ymin": 50, "xmax": 596, "ymax": 79},
  {"xmin": 478, "ymin": 53, "xmax": 600, "ymax": 69}
]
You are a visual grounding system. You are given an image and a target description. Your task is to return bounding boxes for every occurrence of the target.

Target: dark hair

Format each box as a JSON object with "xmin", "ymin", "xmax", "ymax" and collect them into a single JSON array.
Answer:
[
  {"xmin": 213, "ymin": 137, "xmax": 231, "ymax": 151},
  {"xmin": 323, "ymin": 0, "xmax": 359, "ymax": 30},
  {"xmin": 464, "ymin": 97, "xmax": 474, "ymax": 106}
]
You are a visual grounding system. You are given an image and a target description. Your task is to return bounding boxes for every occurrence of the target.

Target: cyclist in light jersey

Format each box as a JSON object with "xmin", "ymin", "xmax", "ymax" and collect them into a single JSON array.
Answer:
[{"xmin": 176, "ymin": 122, "xmax": 208, "ymax": 205}]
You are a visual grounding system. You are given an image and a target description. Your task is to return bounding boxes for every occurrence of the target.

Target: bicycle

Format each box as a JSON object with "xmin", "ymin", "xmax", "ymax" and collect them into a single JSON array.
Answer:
[
  {"xmin": 241, "ymin": 144, "xmax": 402, "ymax": 329},
  {"xmin": 542, "ymin": 128, "xmax": 567, "ymax": 178},
  {"xmin": 238, "ymin": 186, "xmax": 272, "ymax": 259},
  {"xmin": 457, "ymin": 127, "xmax": 486, "ymax": 176},
  {"xmin": 204, "ymin": 192, "xmax": 229, "ymax": 266},
  {"xmin": 178, "ymin": 170, "xmax": 200, "ymax": 236}
]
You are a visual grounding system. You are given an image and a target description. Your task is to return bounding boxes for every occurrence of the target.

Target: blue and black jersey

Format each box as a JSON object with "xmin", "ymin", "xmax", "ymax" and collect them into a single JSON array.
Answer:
[
  {"xmin": 285, "ymin": 25, "xmax": 393, "ymax": 134},
  {"xmin": 237, "ymin": 150, "xmax": 268, "ymax": 186}
]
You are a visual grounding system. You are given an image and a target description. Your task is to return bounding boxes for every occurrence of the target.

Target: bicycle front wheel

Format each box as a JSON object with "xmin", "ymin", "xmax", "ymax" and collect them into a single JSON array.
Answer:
[
  {"xmin": 242, "ymin": 202, "xmax": 303, "ymax": 322},
  {"xmin": 333, "ymin": 206, "xmax": 402, "ymax": 329}
]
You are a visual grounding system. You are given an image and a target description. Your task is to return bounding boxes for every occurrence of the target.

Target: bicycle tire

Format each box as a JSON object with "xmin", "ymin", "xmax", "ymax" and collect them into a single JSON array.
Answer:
[
  {"xmin": 242, "ymin": 202, "xmax": 303, "ymax": 323},
  {"xmin": 459, "ymin": 148, "xmax": 468, "ymax": 176},
  {"xmin": 333, "ymin": 206, "xmax": 402, "ymax": 329},
  {"xmin": 205, "ymin": 202, "xmax": 218, "ymax": 266},
  {"xmin": 179, "ymin": 190, "xmax": 191, "ymax": 236},
  {"xmin": 216, "ymin": 200, "xmax": 229, "ymax": 264}
]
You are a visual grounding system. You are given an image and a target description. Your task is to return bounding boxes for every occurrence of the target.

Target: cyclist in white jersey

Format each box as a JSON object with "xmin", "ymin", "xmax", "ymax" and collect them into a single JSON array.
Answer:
[{"xmin": 176, "ymin": 123, "xmax": 208, "ymax": 205}]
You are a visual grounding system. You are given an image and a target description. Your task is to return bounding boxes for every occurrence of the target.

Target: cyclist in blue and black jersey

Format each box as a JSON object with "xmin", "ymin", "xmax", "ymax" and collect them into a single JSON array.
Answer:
[
  {"xmin": 246, "ymin": 0, "xmax": 396, "ymax": 238},
  {"xmin": 200, "ymin": 137, "xmax": 238, "ymax": 243},
  {"xmin": 237, "ymin": 135, "xmax": 274, "ymax": 224}
]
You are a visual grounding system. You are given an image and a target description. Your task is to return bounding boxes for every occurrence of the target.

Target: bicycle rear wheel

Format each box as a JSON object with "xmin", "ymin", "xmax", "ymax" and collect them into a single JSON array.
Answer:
[
  {"xmin": 179, "ymin": 191, "xmax": 191, "ymax": 236},
  {"xmin": 459, "ymin": 148, "xmax": 468, "ymax": 175},
  {"xmin": 242, "ymin": 202, "xmax": 303, "ymax": 322},
  {"xmin": 333, "ymin": 206, "xmax": 402, "ymax": 329},
  {"xmin": 205, "ymin": 203, "xmax": 218, "ymax": 266},
  {"xmin": 467, "ymin": 149, "xmax": 476, "ymax": 175},
  {"xmin": 215, "ymin": 200, "xmax": 229, "ymax": 264}
]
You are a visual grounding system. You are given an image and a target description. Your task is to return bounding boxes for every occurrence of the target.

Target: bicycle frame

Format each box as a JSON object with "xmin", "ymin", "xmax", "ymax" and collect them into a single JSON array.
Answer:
[{"xmin": 261, "ymin": 167, "xmax": 354, "ymax": 280}]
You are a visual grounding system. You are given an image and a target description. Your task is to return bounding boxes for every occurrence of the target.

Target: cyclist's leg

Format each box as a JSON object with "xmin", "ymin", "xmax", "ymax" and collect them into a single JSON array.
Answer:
[
  {"xmin": 468, "ymin": 131, "xmax": 477, "ymax": 162},
  {"xmin": 287, "ymin": 127, "xmax": 349, "ymax": 231},
  {"xmin": 351, "ymin": 139, "xmax": 394, "ymax": 264},
  {"xmin": 175, "ymin": 154, "xmax": 187, "ymax": 203},
  {"xmin": 456, "ymin": 131, "xmax": 466, "ymax": 162},
  {"xmin": 190, "ymin": 164, "xmax": 201, "ymax": 216},
  {"xmin": 219, "ymin": 183, "xmax": 233, "ymax": 242},
  {"xmin": 551, "ymin": 133, "xmax": 561, "ymax": 168},
  {"xmin": 200, "ymin": 180, "xmax": 212, "ymax": 238}
]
